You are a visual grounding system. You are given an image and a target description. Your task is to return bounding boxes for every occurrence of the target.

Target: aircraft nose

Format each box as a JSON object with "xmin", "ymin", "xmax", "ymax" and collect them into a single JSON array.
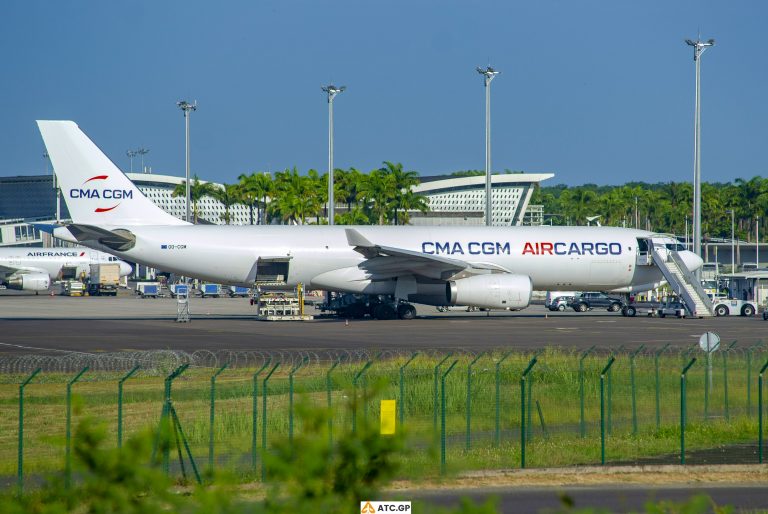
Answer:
[
  {"xmin": 119, "ymin": 261, "xmax": 133, "ymax": 277},
  {"xmin": 679, "ymin": 251, "xmax": 703, "ymax": 273}
]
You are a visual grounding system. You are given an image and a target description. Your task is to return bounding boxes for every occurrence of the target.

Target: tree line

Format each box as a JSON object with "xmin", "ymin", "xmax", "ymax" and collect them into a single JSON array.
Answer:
[
  {"xmin": 171, "ymin": 161, "xmax": 428, "ymax": 225},
  {"xmin": 532, "ymin": 176, "xmax": 767, "ymax": 242}
]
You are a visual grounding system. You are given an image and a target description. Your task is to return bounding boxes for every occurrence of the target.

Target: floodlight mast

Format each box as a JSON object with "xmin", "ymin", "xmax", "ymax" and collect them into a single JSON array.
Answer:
[
  {"xmin": 177, "ymin": 100, "xmax": 197, "ymax": 223},
  {"xmin": 685, "ymin": 36, "xmax": 715, "ymax": 274},
  {"xmin": 322, "ymin": 85, "xmax": 345, "ymax": 225},
  {"xmin": 477, "ymin": 66, "xmax": 499, "ymax": 226},
  {"xmin": 137, "ymin": 147, "xmax": 150, "ymax": 173}
]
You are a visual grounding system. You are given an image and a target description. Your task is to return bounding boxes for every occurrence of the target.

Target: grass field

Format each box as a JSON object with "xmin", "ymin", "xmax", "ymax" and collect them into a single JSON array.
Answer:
[{"xmin": 1, "ymin": 347, "xmax": 767, "ymax": 481}]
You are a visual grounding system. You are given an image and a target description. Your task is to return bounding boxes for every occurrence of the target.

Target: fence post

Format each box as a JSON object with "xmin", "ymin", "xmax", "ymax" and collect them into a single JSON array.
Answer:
[
  {"xmin": 579, "ymin": 345, "xmax": 596, "ymax": 438},
  {"xmin": 466, "ymin": 352, "xmax": 485, "ymax": 450},
  {"xmin": 352, "ymin": 359, "xmax": 374, "ymax": 434},
  {"xmin": 251, "ymin": 359, "xmax": 271, "ymax": 470},
  {"xmin": 209, "ymin": 363, "xmax": 229, "ymax": 473},
  {"xmin": 655, "ymin": 343, "xmax": 670, "ymax": 429},
  {"xmin": 440, "ymin": 360, "xmax": 459, "ymax": 475},
  {"xmin": 17, "ymin": 368, "xmax": 41, "ymax": 496},
  {"xmin": 607, "ymin": 346, "xmax": 623, "ymax": 435},
  {"xmin": 723, "ymin": 341, "xmax": 737, "ymax": 421},
  {"xmin": 495, "ymin": 351, "xmax": 513, "ymax": 446},
  {"xmin": 399, "ymin": 352, "xmax": 419, "ymax": 431},
  {"xmin": 65, "ymin": 366, "xmax": 89, "ymax": 489},
  {"xmin": 520, "ymin": 356, "xmax": 538, "ymax": 469},
  {"xmin": 261, "ymin": 362, "xmax": 280, "ymax": 482},
  {"xmin": 747, "ymin": 342, "xmax": 763, "ymax": 417},
  {"xmin": 117, "ymin": 365, "xmax": 140, "ymax": 449},
  {"xmin": 433, "ymin": 353, "xmax": 453, "ymax": 433},
  {"xmin": 327, "ymin": 357, "xmax": 342, "ymax": 448},
  {"xmin": 600, "ymin": 356, "xmax": 615, "ymax": 466},
  {"xmin": 680, "ymin": 358, "xmax": 697, "ymax": 465},
  {"xmin": 152, "ymin": 364, "xmax": 196, "ymax": 481},
  {"xmin": 630, "ymin": 345, "xmax": 645, "ymax": 435},
  {"xmin": 289, "ymin": 357, "xmax": 309, "ymax": 447},
  {"xmin": 758, "ymin": 359, "xmax": 768, "ymax": 463}
]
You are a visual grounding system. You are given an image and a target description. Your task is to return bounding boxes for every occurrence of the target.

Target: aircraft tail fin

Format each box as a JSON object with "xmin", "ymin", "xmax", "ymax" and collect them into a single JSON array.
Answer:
[{"xmin": 36, "ymin": 120, "xmax": 189, "ymax": 226}]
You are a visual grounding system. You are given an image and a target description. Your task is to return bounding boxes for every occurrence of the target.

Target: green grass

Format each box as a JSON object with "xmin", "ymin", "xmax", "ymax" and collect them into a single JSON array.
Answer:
[{"xmin": 1, "ymin": 348, "xmax": 766, "ymax": 480}]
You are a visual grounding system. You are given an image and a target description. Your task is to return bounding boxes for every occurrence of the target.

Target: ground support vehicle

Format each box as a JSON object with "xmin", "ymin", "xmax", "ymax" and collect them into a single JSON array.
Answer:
[
  {"xmin": 657, "ymin": 299, "xmax": 687, "ymax": 318},
  {"xmin": 710, "ymin": 297, "xmax": 757, "ymax": 317},
  {"xmin": 227, "ymin": 286, "xmax": 251, "ymax": 298},
  {"xmin": 199, "ymin": 284, "xmax": 222, "ymax": 298},
  {"xmin": 61, "ymin": 280, "xmax": 85, "ymax": 297},
  {"xmin": 136, "ymin": 282, "xmax": 160, "ymax": 298},
  {"xmin": 86, "ymin": 263, "xmax": 120, "ymax": 296},
  {"xmin": 621, "ymin": 302, "xmax": 661, "ymax": 317},
  {"xmin": 319, "ymin": 293, "xmax": 417, "ymax": 320},
  {"xmin": 570, "ymin": 292, "xmax": 626, "ymax": 313}
]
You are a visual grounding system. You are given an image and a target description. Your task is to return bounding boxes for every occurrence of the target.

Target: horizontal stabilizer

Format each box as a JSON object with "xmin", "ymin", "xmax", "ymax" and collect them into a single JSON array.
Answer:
[{"xmin": 66, "ymin": 224, "xmax": 136, "ymax": 251}]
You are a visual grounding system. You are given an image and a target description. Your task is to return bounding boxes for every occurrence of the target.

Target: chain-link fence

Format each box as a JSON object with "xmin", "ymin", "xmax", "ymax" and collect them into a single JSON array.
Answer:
[{"xmin": 2, "ymin": 344, "xmax": 767, "ymax": 490}]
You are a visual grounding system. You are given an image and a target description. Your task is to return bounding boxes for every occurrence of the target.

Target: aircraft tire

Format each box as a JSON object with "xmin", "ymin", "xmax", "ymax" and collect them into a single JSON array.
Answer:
[
  {"xmin": 397, "ymin": 304, "xmax": 417, "ymax": 320},
  {"xmin": 373, "ymin": 304, "xmax": 397, "ymax": 320}
]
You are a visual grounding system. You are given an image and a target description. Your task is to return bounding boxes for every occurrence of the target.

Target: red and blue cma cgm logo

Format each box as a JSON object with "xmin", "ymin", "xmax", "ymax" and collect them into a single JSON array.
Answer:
[{"xmin": 68, "ymin": 175, "xmax": 133, "ymax": 212}]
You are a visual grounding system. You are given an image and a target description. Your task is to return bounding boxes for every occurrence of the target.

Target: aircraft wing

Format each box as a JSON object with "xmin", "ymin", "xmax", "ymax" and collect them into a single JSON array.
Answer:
[{"xmin": 345, "ymin": 228, "xmax": 509, "ymax": 280}]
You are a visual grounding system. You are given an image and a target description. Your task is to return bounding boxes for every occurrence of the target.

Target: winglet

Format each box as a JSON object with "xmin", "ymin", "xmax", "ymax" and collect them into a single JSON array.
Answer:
[{"xmin": 345, "ymin": 228, "xmax": 374, "ymax": 248}]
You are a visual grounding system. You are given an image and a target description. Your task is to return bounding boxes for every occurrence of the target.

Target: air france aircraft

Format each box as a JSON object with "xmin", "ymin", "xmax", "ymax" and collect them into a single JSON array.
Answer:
[
  {"xmin": 36, "ymin": 120, "xmax": 702, "ymax": 317},
  {"xmin": 0, "ymin": 246, "xmax": 132, "ymax": 292}
]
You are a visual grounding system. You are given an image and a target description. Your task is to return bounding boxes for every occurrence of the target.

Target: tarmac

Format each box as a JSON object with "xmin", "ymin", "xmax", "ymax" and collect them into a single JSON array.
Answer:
[{"xmin": 0, "ymin": 292, "xmax": 764, "ymax": 354}]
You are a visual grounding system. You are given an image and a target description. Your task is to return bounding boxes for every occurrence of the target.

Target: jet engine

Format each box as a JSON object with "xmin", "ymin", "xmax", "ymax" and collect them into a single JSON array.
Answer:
[
  {"xmin": 7, "ymin": 273, "xmax": 50, "ymax": 291},
  {"xmin": 446, "ymin": 274, "xmax": 532, "ymax": 310}
]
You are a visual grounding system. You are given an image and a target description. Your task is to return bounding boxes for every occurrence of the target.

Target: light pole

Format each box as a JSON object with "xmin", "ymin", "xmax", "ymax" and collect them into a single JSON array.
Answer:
[
  {"xmin": 726, "ymin": 209, "xmax": 735, "ymax": 273},
  {"xmin": 137, "ymin": 148, "xmax": 150, "ymax": 173},
  {"xmin": 322, "ymin": 84, "xmax": 345, "ymax": 225},
  {"xmin": 477, "ymin": 66, "xmax": 499, "ymax": 227},
  {"xmin": 177, "ymin": 100, "xmax": 197, "ymax": 223},
  {"xmin": 685, "ymin": 36, "xmax": 715, "ymax": 269},
  {"xmin": 757, "ymin": 216, "xmax": 760, "ymax": 269},
  {"xmin": 126, "ymin": 149, "xmax": 138, "ymax": 172}
]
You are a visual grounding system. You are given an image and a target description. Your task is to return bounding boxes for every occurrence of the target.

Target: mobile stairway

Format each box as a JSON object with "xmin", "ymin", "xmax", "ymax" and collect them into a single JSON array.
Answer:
[{"xmin": 651, "ymin": 247, "xmax": 714, "ymax": 318}]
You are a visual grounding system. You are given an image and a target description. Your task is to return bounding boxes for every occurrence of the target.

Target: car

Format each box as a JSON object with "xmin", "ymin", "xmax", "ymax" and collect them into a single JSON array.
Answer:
[
  {"xmin": 570, "ymin": 292, "xmax": 625, "ymax": 313},
  {"xmin": 548, "ymin": 295, "xmax": 575, "ymax": 311}
]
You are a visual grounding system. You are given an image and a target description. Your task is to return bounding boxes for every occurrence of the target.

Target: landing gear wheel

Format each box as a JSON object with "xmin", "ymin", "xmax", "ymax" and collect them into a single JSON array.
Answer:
[
  {"xmin": 373, "ymin": 303, "xmax": 397, "ymax": 320},
  {"xmin": 742, "ymin": 304, "xmax": 755, "ymax": 317},
  {"xmin": 715, "ymin": 305, "xmax": 728, "ymax": 317},
  {"xmin": 397, "ymin": 304, "xmax": 417, "ymax": 320}
]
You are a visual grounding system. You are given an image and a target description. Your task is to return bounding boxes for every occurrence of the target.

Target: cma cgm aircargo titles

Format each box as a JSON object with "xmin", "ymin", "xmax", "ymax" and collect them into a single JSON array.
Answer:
[{"xmin": 35, "ymin": 120, "xmax": 702, "ymax": 317}]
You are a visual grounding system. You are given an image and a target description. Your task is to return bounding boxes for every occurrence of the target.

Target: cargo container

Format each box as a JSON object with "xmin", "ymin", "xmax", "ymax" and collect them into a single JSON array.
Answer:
[
  {"xmin": 136, "ymin": 282, "xmax": 160, "ymax": 298},
  {"xmin": 200, "ymin": 283, "xmax": 221, "ymax": 298},
  {"xmin": 87, "ymin": 263, "xmax": 120, "ymax": 296}
]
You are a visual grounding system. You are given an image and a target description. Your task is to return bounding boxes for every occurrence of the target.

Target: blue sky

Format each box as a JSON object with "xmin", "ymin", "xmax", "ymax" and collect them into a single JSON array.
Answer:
[{"xmin": 1, "ymin": 1, "xmax": 765, "ymax": 186}]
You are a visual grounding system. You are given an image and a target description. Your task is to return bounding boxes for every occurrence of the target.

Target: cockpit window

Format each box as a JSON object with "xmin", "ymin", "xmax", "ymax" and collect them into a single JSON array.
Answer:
[{"xmin": 665, "ymin": 243, "xmax": 685, "ymax": 251}]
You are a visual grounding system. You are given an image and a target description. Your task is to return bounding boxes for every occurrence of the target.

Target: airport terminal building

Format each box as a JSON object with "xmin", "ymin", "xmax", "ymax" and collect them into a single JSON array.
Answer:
[{"xmin": 0, "ymin": 172, "xmax": 551, "ymax": 246}]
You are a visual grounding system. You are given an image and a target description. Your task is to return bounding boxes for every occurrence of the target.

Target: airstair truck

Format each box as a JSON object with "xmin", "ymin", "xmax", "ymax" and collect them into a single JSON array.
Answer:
[{"xmin": 87, "ymin": 263, "xmax": 120, "ymax": 296}]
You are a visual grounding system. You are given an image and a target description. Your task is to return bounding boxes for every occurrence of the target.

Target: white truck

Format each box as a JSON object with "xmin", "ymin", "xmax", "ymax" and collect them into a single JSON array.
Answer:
[
  {"xmin": 87, "ymin": 263, "xmax": 121, "ymax": 296},
  {"xmin": 710, "ymin": 295, "xmax": 757, "ymax": 317}
]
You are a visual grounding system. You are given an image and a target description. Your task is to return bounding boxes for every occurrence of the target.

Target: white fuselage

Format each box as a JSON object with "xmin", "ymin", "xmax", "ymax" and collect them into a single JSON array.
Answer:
[
  {"xmin": 64, "ymin": 224, "xmax": 683, "ymax": 292},
  {"xmin": 0, "ymin": 247, "xmax": 132, "ymax": 283}
]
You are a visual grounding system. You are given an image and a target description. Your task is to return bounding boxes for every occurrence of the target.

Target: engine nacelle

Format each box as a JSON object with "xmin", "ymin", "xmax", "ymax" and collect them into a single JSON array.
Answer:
[
  {"xmin": 447, "ymin": 274, "xmax": 532, "ymax": 310},
  {"xmin": 7, "ymin": 272, "xmax": 50, "ymax": 291}
]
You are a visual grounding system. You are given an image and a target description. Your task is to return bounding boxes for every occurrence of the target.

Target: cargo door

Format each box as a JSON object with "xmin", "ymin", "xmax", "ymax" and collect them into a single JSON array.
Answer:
[{"xmin": 255, "ymin": 257, "xmax": 292, "ymax": 286}]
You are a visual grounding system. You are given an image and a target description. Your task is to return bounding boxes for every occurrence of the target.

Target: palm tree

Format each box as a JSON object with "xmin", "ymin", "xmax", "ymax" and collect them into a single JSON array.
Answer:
[
  {"xmin": 335, "ymin": 168, "xmax": 364, "ymax": 220},
  {"xmin": 357, "ymin": 169, "xmax": 396, "ymax": 225},
  {"xmin": 269, "ymin": 167, "xmax": 318, "ymax": 224},
  {"xmin": 211, "ymin": 183, "xmax": 241, "ymax": 225},
  {"xmin": 172, "ymin": 175, "xmax": 218, "ymax": 223},
  {"xmin": 396, "ymin": 189, "xmax": 429, "ymax": 225},
  {"xmin": 238, "ymin": 172, "xmax": 273, "ymax": 225},
  {"xmin": 379, "ymin": 161, "xmax": 421, "ymax": 225},
  {"xmin": 306, "ymin": 169, "xmax": 327, "ymax": 224}
]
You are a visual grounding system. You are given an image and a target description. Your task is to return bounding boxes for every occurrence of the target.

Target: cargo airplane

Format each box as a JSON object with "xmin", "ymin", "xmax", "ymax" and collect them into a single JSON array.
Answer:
[
  {"xmin": 36, "ymin": 120, "xmax": 702, "ymax": 317},
  {"xmin": 0, "ymin": 246, "xmax": 132, "ymax": 292}
]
